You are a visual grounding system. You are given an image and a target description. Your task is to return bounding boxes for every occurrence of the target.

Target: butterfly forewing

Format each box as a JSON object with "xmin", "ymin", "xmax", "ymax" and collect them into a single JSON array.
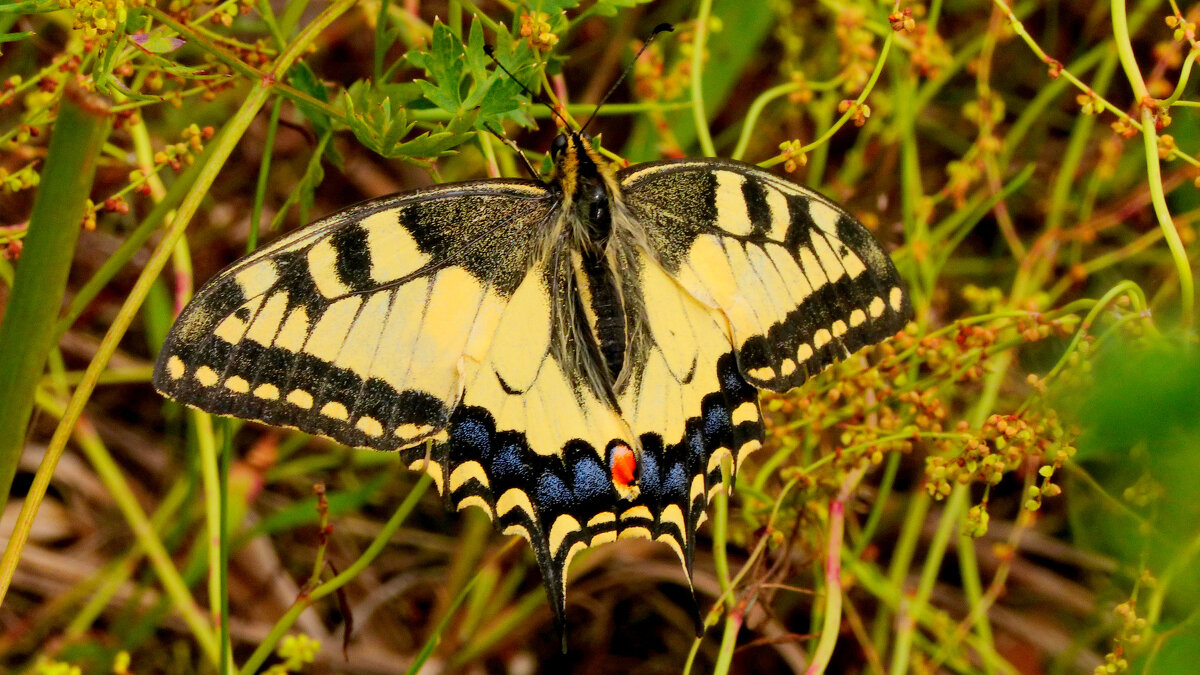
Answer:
[
  {"xmin": 618, "ymin": 159, "xmax": 912, "ymax": 393},
  {"xmin": 153, "ymin": 181, "xmax": 558, "ymax": 451}
]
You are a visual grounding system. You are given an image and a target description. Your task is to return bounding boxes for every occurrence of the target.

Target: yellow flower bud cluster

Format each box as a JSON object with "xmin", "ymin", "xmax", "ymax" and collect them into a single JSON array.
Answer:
[{"xmin": 58, "ymin": 0, "xmax": 136, "ymax": 40}]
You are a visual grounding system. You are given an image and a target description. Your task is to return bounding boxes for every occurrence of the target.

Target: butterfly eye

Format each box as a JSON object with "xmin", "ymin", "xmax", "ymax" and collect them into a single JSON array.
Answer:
[{"xmin": 550, "ymin": 134, "xmax": 568, "ymax": 158}]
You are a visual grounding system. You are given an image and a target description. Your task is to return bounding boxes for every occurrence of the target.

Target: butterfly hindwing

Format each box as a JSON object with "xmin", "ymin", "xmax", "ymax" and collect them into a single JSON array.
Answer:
[
  {"xmin": 398, "ymin": 247, "xmax": 766, "ymax": 636},
  {"xmin": 618, "ymin": 249, "xmax": 765, "ymax": 566},
  {"xmin": 397, "ymin": 255, "xmax": 642, "ymax": 636},
  {"xmin": 618, "ymin": 159, "xmax": 912, "ymax": 392},
  {"xmin": 153, "ymin": 180, "xmax": 558, "ymax": 451}
]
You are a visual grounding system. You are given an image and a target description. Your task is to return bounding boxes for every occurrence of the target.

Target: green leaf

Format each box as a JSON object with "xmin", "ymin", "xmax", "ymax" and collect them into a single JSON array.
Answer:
[
  {"xmin": 372, "ymin": 0, "xmax": 394, "ymax": 82},
  {"xmin": 341, "ymin": 80, "xmax": 475, "ymax": 160},
  {"xmin": 532, "ymin": 0, "xmax": 580, "ymax": 12},
  {"xmin": 269, "ymin": 132, "xmax": 330, "ymax": 232},
  {"xmin": 416, "ymin": 78, "xmax": 461, "ymax": 113},
  {"xmin": 128, "ymin": 30, "xmax": 185, "ymax": 54},
  {"xmin": 288, "ymin": 62, "xmax": 331, "ymax": 136},
  {"xmin": 0, "ymin": 0, "xmax": 57, "ymax": 14},
  {"xmin": 342, "ymin": 81, "xmax": 418, "ymax": 158},
  {"xmin": 415, "ymin": 22, "xmax": 467, "ymax": 113},
  {"xmin": 478, "ymin": 76, "xmax": 526, "ymax": 121},
  {"xmin": 477, "ymin": 24, "xmax": 538, "ymax": 126},
  {"xmin": 412, "ymin": 19, "xmax": 537, "ymax": 128},
  {"xmin": 589, "ymin": 0, "xmax": 655, "ymax": 17},
  {"xmin": 248, "ymin": 473, "xmax": 391, "ymax": 537},
  {"xmin": 0, "ymin": 88, "xmax": 110, "ymax": 505},
  {"xmin": 464, "ymin": 18, "xmax": 489, "ymax": 83},
  {"xmin": 1062, "ymin": 333, "xmax": 1200, "ymax": 611},
  {"xmin": 393, "ymin": 109, "xmax": 479, "ymax": 158}
]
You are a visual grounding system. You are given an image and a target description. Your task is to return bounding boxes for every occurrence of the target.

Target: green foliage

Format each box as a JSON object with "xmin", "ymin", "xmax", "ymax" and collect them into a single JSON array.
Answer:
[
  {"xmin": 342, "ymin": 19, "xmax": 533, "ymax": 162},
  {"xmin": 1063, "ymin": 333, "xmax": 1200, "ymax": 666}
]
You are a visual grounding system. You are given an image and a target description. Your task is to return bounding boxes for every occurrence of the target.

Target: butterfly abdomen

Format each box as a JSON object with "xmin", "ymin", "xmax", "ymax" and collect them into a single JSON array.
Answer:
[{"xmin": 571, "ymin": 248, "xmax": 627, "ymax": 385}]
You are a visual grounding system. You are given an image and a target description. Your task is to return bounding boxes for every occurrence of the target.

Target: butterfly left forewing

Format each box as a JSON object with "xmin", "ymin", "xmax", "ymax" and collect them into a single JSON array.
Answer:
[
  {"xmin": 154, "ymin": 181, "xmax": 557, "ymax": 451},
  {"xmin": 619, "ymin": 159, "xmax": 911, "ymax": 393}
]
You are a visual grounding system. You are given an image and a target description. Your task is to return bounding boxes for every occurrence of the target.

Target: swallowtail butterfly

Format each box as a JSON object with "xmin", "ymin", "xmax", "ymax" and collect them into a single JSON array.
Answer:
[{"xmin": 154, "ymin": 55, "xmax": 910, "ymax": 643}]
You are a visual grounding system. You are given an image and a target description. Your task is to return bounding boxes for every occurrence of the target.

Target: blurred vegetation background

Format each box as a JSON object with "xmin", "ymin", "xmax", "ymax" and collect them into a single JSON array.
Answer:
[{"xmin": 0, "ymin": 0, "xmax": 1198, "ymax": 672}]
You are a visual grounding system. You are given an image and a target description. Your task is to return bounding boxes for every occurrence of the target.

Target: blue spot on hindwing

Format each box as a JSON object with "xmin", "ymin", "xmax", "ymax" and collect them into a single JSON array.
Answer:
[
  {"xmin": 537, "ymin": 471, "xmax": 571, "ymax": 514},
  {"xmin": 450, "ymin": 416, "xmax": 492, "ymax": 462},
  {"xmin": 571, "ymin": 456, "xmax": 609, "ymax": 503},
  {"xmin": 687, "ymin": 424, "xmax": 705, "ymax": 464},
  {"xmin": 665, "ymin": 462, "xmax": 687, "ymax": 500},
  {"xmin": 491, "ymin": 440, "xmax": 526, "ymax": 482},
  {"xmin": 704, "ymin": 402, "xmax": 732, "ymax": 438},
  {"xmin": 718, "ymin": 352, "xmax": 756, "ymax": 400},
  {"xmin": 638, "ymin": 444, "xmax": 662, "ymax": 501}
]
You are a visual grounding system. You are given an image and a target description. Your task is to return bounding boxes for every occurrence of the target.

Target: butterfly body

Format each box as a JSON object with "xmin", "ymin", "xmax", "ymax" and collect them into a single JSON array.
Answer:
[{"xmin": 154, "ymin": 131, "xmax": 910, "ymax": 640}]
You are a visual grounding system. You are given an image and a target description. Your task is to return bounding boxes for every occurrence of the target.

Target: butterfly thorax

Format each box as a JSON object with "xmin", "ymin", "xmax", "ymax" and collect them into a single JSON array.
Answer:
[
  {"xmin": 552, "ymin": 131, "xmax": 622, "ymax": 244},
  {"xmin": 550, "ymin": 132, "xmax": 635, "ymax": 399}
]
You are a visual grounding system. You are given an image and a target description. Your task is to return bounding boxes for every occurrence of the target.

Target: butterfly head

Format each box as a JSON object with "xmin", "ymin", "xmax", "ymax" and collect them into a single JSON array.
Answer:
[{"xmin": 549, "ymin": 130, "xmax": 603, "ymax": 179}]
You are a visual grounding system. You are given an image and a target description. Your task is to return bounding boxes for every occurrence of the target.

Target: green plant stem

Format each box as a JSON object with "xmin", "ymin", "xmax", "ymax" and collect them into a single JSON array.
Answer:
[
  {"xmin": 806, "ymin": 497, "xmax": 847, "ymax": 674},
  {"xmin": 1042, "ymin": 281, "xmax": 1150, "ymax": 385},
  {"xmin": 887, "ymin": 487, "xmax": 968, "ymax": 675},
  {"xmin": 0, "ymin": 85, "xmax": 109, "ymax": 508},
  {"xmin": 756, "ymin": 28, "xmax": 895, "ymax": 171},
  {"xmin": 145, "ymin": 6, "xmax": 348, "ymax": 125},
  {"xmin": 690, "ymin": 0, "xmax": 716, "ymax": 157},
  {"xmin": 712, "ymin": 610, "xmax": 742, "ymax": 674},
  {"xmin": 1145, "ymin": 522, "xmax": 1200, "ymax": 629},
  {"xmin": 885, "ymin": 352, "xmax": 1012, "ymax": 672},
  {"xmin": 853, "ymin": 449, "xmax": 901, "ymax": 557},
  {"xmin": 1161, "ymin": 43, "xmax": 1198, "ymax": 108},
  {"xmin": 711, "ymin": 479, "xmax": 732, "ymax": 600},
  {"xmin": 1111, "ymin": 0, "xmax": 1195, "ymax": 328},
  {"xmin": 409, "ymin": 538, "xmax": 519, "ymax": 673},
  {"xmin": 449, "ymin": 588, "xmax": 546, "ymax": 665},
  {"xmin": 51, "ymin": 158, "xmax": 204, "ymax": 342},
  {"xmin": 192, "ymin": 410, "xmax": 224, "ymax": 653},
  {"xmin": 869, "ymin": 484, "xmax": 928, "ymax": 651},
  {"xmin": 219, "ymin": 419, "xmax": 233, "ymax": 674},
  {"xmin": 709, "ymin": 472, "xmax": 735, "ymax": 672},
  {"xmin": 731, "ymin": 81, "xmax": 801, "ymax": 161},
  {"xmin": 239, "ymin": 473, "xmax": 432, "ymax": 675},
  {"xmin": 953, "ymin": 530, "xmax": 994, "ymax": 674},
  {"xmin": 0, "ymin": 0, "xmax": 354, "ymax": 639},
  {"xmin": 801, "ymin": 34, "xmax": 893, "ymax": 157},
  {"xmin": 848, "ymin": 553, "xmax": 1018, "ymax": 675},
  {"xmin": 893, "ymin": 51, "xmax": 927, "ymax": 316},
  {"xmin": 249, "ymin": 98, "xmax": 283, "ymax": 253}
]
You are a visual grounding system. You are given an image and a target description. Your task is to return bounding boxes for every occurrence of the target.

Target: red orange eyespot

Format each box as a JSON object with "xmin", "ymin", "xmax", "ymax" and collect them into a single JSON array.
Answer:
[{"xmin": 610, "ymin": 444, "xmax": 637, "ymax": 488}]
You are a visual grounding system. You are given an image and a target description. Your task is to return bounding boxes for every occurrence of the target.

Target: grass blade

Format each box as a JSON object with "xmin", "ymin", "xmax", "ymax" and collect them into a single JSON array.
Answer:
[{"xmin": 0, "ymin": 85, "xmax": 110, "ymax": 507}]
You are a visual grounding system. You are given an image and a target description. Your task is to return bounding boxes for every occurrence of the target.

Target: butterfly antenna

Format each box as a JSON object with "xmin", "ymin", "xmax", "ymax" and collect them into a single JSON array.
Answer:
[
  {"xmin": 484, "ymin": 44, "xmax": 572, "ymax": 130},
  {"xmin": 579, "ymin": 22, "xmax": 674, "ymax": 135},
  {"xmin": 482, "ymin": 120, "xmax": 543, "ymax": 180}
]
